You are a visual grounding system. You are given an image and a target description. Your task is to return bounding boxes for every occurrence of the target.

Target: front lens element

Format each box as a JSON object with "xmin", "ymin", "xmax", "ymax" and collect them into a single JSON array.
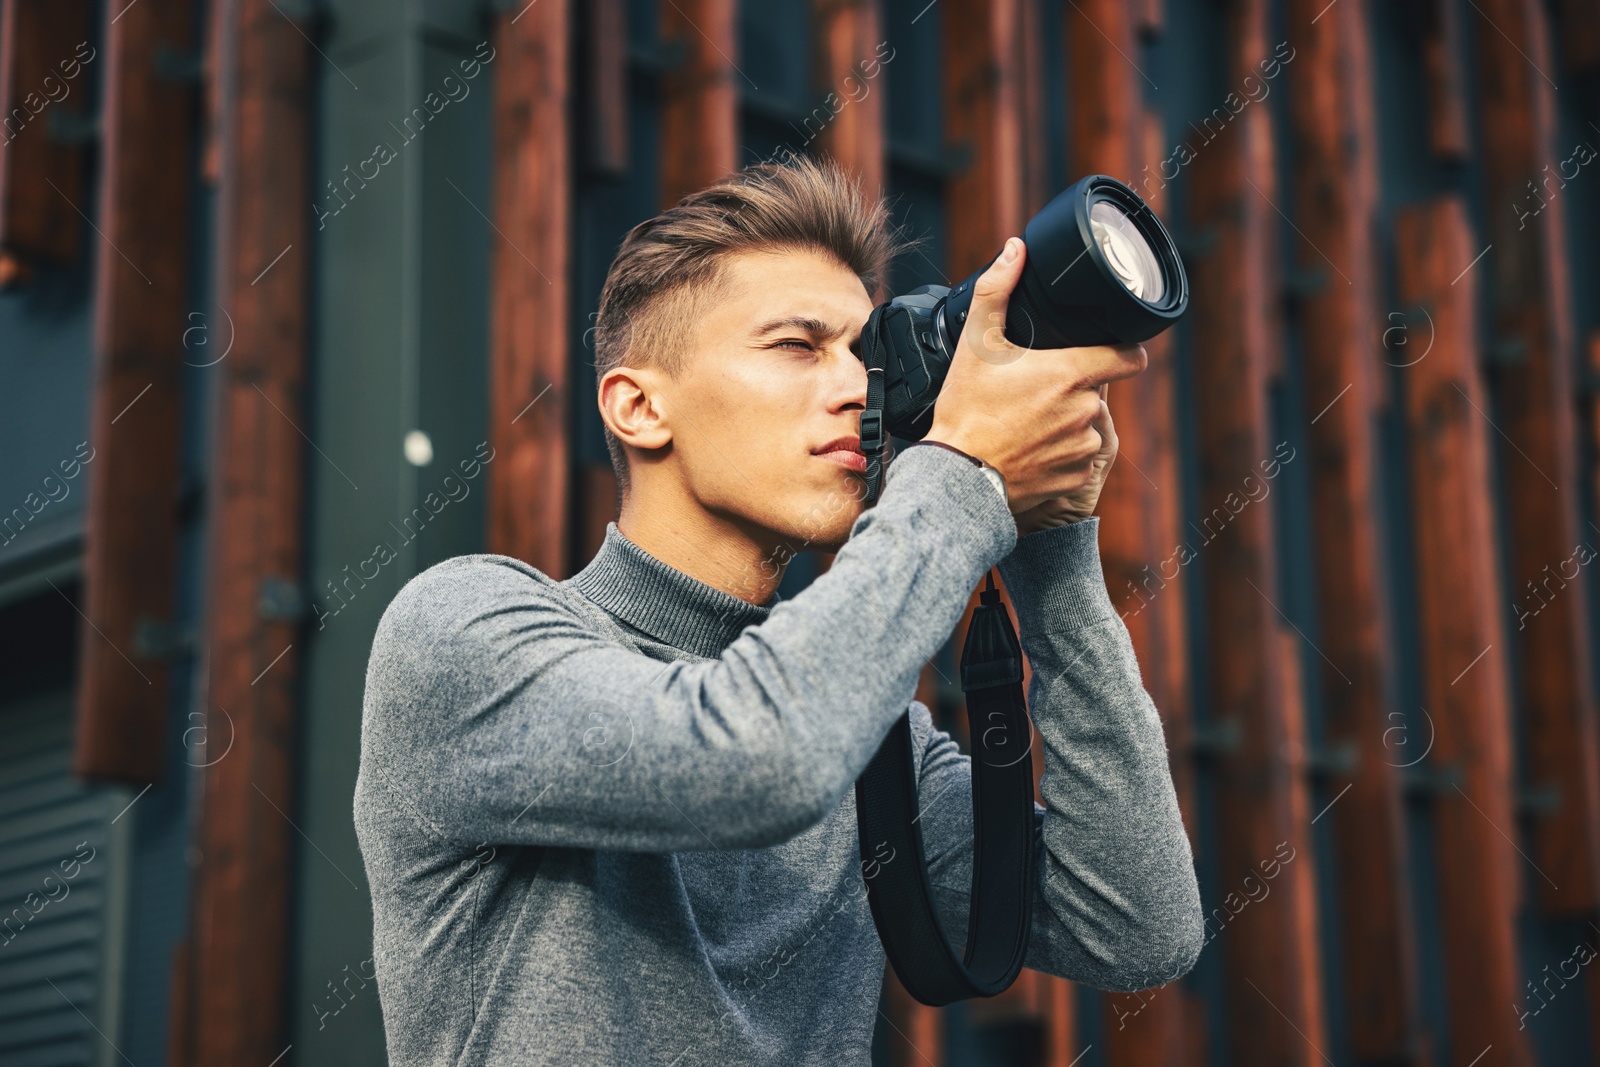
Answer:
[{"xmin": 1089, "ymin": 199, "xmax": 1165, "ymax": 303}]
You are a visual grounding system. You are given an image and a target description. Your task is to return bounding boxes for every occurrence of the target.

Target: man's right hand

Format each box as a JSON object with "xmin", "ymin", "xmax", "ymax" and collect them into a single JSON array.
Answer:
[{"xmin": 923, "ymin": 236, "xmax": 1147, "ymax": 516}]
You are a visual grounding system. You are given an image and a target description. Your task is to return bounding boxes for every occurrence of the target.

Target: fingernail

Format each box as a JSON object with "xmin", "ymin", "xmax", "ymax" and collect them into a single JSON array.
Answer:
[{"xmin": 999, "ymin": 238, "xmax": 1019, "ymax": 265}]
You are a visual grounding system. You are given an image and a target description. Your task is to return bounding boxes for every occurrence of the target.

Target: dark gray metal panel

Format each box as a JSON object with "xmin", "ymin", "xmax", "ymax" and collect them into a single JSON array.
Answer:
[
  {"xmin": 296, "ymin": 1, "xmax": 491, "ymax": 1064},
  {"xmin": 0, "ymin": 591, "xmax": 134, "ymax": 1067}
]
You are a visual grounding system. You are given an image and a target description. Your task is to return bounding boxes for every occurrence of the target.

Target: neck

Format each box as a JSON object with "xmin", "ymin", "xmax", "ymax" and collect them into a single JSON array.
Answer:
[{"xmin": 616, "ymin": 491, "xmax": 788, "ymax": 607}]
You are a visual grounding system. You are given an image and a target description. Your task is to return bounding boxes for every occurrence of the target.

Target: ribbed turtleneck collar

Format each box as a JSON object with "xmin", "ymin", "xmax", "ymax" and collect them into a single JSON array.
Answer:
[{"xmin": 566, "ymin": 522, "xmax": 778, "ymax": 659}]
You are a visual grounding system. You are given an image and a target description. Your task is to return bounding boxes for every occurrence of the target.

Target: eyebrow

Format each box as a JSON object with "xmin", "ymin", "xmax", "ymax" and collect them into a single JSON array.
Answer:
[{"xmin": 751, "ymin": 316, "xmax": 853, "ymax": 344}]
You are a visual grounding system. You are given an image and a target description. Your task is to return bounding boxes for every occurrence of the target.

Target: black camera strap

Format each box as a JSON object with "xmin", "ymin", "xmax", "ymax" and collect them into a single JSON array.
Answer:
[{"xmin": 853, "ymin": 571, "xmax": 1038, "ymax": 1006}]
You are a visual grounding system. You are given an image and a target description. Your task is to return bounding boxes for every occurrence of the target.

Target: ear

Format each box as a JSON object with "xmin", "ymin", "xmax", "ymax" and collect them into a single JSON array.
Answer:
[{"xmin": 599, "ymin": 365, "xmax": 674, "ymax": 453}]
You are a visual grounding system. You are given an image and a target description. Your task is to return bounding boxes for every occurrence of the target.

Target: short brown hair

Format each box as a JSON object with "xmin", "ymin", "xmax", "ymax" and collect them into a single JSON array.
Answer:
[{"xmin": 593, "ymin": 153, "xmax": 900, "ymax": 496}]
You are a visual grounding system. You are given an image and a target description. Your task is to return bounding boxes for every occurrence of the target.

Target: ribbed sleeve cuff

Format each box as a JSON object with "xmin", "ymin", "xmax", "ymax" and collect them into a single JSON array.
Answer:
[{"xmin": 995, "ymin": 516, "xmax": 1116, "ymax": 633}]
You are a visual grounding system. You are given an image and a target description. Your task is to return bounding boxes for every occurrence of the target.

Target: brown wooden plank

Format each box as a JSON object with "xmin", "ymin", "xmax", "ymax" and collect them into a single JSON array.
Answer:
[
  {"xmin": 71, "ymin": 0, "xmax": 195, "ymax": 784},
  {"xmin": 1134, "ymin": 0, "xmax": 1164, "ymax": 41},
  {"xmin": 1473, "ymin": 0, "xmax": 1600, "ymax": 918},
  {"xmin": 1095, "ymin": 105, "xmax": 1204, "ymax": 1067},
  {"xmin": 0, "ymin": 0, "xmax": 93, "ymax": 268},
  {"xmin": 937, "ymin": 0, "xmax": 1049, "ymax": 1038},
  {"xmin": 940, "ymin": 0, "xmax": 1023, "ymax": 277},
  {"xmin": 659, "ymin": 0, "xmax": 737, "ymax": 208},
  {"xmin": 181, "ymin": 0, "xmax": 312, "ymax": 1062},
  {"xmin": 581, "ymin": 0, "xmax": 628, "ymax": 176},
  {"xmin": 1551, "ymin": 0, "xmax": 1600, "ymax": 72},
  {"xmin": 487, "ymin": 0, "xmax": 571, "ymax": 579},
  {"xmin": 1137, "ymin": 107, "xmax": 1199, "ymax": 858},
  {"xmin": 1392, "ymin": 195, "xmax": 1533, "ymax": 1067},
  {"xmin": 1419, "ymin": 0, "xmax": 1471, "ymax": 162},
  {"xmin": 1017, "ymin": 0, "xmax": 1048, "ymax": 217},
  {"xmin": 811, "ymin": 0, "xmax": 886, "ymax": 198},
  {"xmin": 1276, "ymin": 626, "xmax": 1330, "ymax": 1061},
  {"xmin": 1281, "ymin": 0, "xmax": 1425, "ymax": 1060},
  {"xmin": 1184, "ymin": 4, "xmax": 1322, "ymax": 1061},
  {"xmin": 1064, "ymin": 9, "xmax": 1197, "ymax": 1064}
]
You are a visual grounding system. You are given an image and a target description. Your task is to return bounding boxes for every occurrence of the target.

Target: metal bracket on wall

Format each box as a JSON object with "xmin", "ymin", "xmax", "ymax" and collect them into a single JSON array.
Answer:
[
  {"xmin": 258, "ymin": 577, "xmax": 307, "ymax": 623},
  {"xmin": 1515, "ymin": 783, "xmax": 1562, "ymax": 816},
  {"xmin": 133, "ymin": 618, "xmax": 194, "ymax": 660},
  {"xmin": 45, "ymin": 109, "xmax": 99, "ymax": 145},
  {"xmin": 1401, "ymin": 762, "xmax": 1464, "ymax": 796},
  {"xmin": 1303, "ymin": 741, "xmax": 1359, "ymax": 777},
  {"xmin": 153, "ymin": 45, "xmax": 204, "ymax": 84},
  {"xmin": 1190, "ymin": 716, "xmax": 1242, "ymax": 757},
  {"xmin": 1483, "ymin": 335, "xmax": 1527, "ymax": 368}
]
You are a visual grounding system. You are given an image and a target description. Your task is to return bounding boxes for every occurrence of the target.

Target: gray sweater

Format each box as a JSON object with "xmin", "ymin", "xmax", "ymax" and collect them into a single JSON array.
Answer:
[{"xmin": 355, "ymin": 443, "xmax": 1203, "ymax": 1066}]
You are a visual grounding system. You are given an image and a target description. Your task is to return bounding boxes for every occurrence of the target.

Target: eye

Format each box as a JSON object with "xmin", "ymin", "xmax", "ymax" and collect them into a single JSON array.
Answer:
[{"xmin": 773, "ymin": 338, "xmax": 815, "ymax": 353}]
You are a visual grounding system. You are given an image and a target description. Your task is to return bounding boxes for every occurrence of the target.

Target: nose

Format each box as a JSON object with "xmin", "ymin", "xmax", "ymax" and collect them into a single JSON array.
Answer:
[{"xmin": 829, "ymin": 345, "xmax": 868, "ymax": 413}]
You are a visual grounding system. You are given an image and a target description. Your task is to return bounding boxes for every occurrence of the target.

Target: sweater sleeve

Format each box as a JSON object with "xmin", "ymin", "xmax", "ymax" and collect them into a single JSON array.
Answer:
[
  {"xmin": 357, "ymin": 444, "xmax": 1019, "ymax": 854},
  {"xmin": 913, "ymin": 517, "xmax": 1204, "ymax": 992}
]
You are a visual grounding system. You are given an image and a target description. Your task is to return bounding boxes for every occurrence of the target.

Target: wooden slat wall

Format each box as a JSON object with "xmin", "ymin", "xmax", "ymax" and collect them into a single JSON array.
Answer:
[
  {"xmin": 0, "ymin": 0, "xmax": 93, "ymax": 270},
  {"xmin": 1392, "ymin": 196, "xmax": 1533, "ymax": 1067},
  {"xmin": 488, "ymin": 0, "xmax": 571, "ymax": 578},
  {"xmin": 812, "ymin": 0, "xmax": 885, "ymax": 198},
  {"xmin": 1472, "ymin": 0, "xmax": 1600, "ymax": 918},
  {"xmin": 1185, "ymin": 2, "xmax": 1324, "ymax": 1061},
  {"xmin": 659, "ymin": 0, "xmax": 738, "ymax": 208},
  {"xmin": 938, "ymin": 0, "xmax": 1059, "ymax": 1051},
  {"xmin": 1550, "ymin": 0, "xmax": 1600, "ymax": 73},
  {"xmin": 181, "ymin": 0, "xmax": 311, "ymax": 1062},
  {"xmin": 72, "ymin": 0, "xmax": 195, "ymax": 784},
  {"xmin": 1062, "ymin": 2, "xmax": 1196, "ymax": 1064},
  {"xmin": 1282, "ymin": 1, "xmax": 1425, "ymax": 1061},
  {"xmin": 1419, "ymin": 0, "xmax": 1471, "ymax": 163}
]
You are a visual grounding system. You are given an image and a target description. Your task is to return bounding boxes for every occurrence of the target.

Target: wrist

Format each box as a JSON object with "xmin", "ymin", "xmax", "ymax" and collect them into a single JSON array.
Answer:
[{"xmin": 912, "ymin": 439, "xmax": 1009, "ymax": 506}]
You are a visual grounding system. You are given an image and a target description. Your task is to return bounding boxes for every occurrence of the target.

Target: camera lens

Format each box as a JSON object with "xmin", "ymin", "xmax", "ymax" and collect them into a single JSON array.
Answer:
[{"xmin": 1089, "ymin": 200, "xmax": 1165, "ymax": 303}]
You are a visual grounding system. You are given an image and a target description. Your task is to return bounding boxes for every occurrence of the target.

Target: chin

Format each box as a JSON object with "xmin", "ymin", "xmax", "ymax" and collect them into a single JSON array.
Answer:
[{"xmin": 791, "ymin": 486, "xmax": 866, "ymax": 552}]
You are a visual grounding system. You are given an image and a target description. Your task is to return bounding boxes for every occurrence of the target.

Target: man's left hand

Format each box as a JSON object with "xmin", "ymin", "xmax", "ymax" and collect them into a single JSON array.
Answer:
[{"xmin": 1013, "ymin": 383, "xmax": 1117, "ymax": 535}]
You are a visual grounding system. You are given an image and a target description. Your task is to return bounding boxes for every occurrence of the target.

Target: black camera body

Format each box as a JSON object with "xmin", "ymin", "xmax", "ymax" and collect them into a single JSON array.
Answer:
[{"xmin": 857, "ymin": 174, "xmax": 1189, "ymax": 498}]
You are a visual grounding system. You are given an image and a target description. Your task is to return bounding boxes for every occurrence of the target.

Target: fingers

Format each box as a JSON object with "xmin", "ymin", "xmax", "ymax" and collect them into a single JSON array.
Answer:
[
  {"xmin": 1066, "ymin": 342, "xmax": 1147, "ymax": 390},
  {"xmin": 965, "ymin": 237, "xmax": 1026, "ymax": 357}
]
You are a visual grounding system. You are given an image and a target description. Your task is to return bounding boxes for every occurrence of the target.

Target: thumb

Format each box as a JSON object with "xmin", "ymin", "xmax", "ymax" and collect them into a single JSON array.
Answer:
[{"xmin": 963, "ymin": 237, "xmax": 1025, "ymax": 362}]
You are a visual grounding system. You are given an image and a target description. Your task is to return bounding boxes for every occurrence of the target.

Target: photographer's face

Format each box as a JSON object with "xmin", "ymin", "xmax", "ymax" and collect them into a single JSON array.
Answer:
[{"xmin": 646, "ymin": 246, "xmax": 876, "ymax": 553}]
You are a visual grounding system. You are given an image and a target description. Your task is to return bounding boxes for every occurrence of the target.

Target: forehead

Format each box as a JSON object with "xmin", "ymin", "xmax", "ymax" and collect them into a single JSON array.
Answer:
[{"xmin": 709, "ymin": 246, "xmax": 876, "ymax": 327}]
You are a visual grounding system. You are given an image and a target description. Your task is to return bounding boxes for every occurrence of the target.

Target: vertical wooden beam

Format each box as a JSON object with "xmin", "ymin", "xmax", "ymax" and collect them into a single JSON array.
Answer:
[
  {"xmin": 1016, "ymin": 0, "xmax": 1048, "ymax": 217},
  {"xmin": 1185, "ymin": 2, "xmax": 1323, "ymax": 1061},
  {"xmin": 488, "ymin": 0, "xmax": 571, "ymax": 578},
  {"xmin": 812, "ymin": 0, "xmax": 886, "ymax": 197},
  {"xmin": 1392, "ymin": 196, "xmax": 1532, "ymax": 1067},
  {"xmin": 1282, "ymin": 1, "xmax": 1425, "ymax": 1061},
  {"xmin": 1275, "ymin": 626, "xmax": 1330, "ymax": 1061},
  {"xmin": 0, "ymin": 0, "xmax": 94, "ymax": 270},
  {"xmin": 1474, "ymin": 0, "xmax": 1600, "ymax": 918},
  {"xmin": 659, "ymin": 0, "xmax": 737, "ymax": 208},
  {"xmin": 1136, "ymin": 107, "xmax": 1199, "ymax": 860},
  {"xmin": 1096, "ymin": 105, "xmax": 1203, "ymax": 1067},
  {"xmin": 939, "ymin": 0, "xmax": 1049, "ymax": 1045},
  {"xmin": 1419, "ymin": 0, "xmax": 1471, "ymax": 163},
  {"xmin": 73, "ymin": 0, "xmax": 195, "ymax": 784},
  {"xmin": 1550, "ymin": 0, "xmax": 1600, "ymax": 73},
  {"xmin": 941, "ymin": 0, "xmax": 1023, "ymax": 277},
  {"xmin": 184, "ymin": 0, "xmax": 311, "ymax": 1062},
  {"xmin": 1063, "ymin": 6, "xmax": 1196, "ymax": 1064}
]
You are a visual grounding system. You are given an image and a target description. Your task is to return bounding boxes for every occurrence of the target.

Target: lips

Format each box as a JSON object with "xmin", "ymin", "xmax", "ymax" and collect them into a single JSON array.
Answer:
[{"xmin": 813, "ymin": 437, "xmax": 868, "ymax": 473}]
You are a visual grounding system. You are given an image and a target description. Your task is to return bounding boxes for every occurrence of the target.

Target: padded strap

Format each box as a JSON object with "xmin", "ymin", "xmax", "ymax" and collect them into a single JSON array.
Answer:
[{"xmin": 854, "ymin": 572, "xmax": 1037, "ymax": 1006}]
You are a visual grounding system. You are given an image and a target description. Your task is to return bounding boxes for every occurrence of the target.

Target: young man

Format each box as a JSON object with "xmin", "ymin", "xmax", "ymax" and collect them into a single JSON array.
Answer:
[{"xmin": 356, "ymin": 156, "xmax": 1203, "ymax": 1065}]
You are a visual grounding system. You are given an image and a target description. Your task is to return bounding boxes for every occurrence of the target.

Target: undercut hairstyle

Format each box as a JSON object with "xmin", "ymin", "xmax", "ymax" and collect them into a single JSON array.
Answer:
[{"xmin": 592, "ymin": 153, "xmax": 903, "ymax": 497}]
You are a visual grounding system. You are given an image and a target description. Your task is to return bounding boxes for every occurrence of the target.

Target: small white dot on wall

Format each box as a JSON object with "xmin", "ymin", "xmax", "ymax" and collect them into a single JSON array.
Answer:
[{"xmin": 404, "ymin": 430, "xmax": 434, "ymax": 467}]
